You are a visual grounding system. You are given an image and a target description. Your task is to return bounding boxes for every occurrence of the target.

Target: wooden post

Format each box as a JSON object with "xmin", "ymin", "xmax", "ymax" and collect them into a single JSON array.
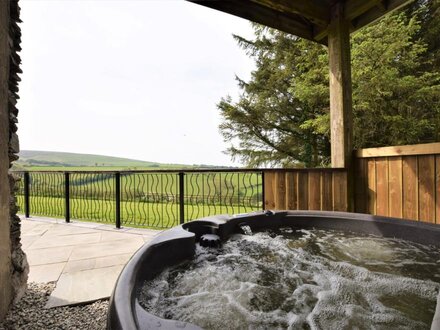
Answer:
[
  {"xmin": 328, "ymin": 1, "xmax": 353, "ymax": 211},
  {"xmin": 328, "ymin": 1, "xmax": 353, "ymax": 169}
]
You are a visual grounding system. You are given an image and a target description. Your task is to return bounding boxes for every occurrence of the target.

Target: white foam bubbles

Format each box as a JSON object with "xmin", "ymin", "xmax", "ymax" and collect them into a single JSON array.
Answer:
[{"xmin": 139, "ymin": 228, "xmax": 440, "ymax": 329}]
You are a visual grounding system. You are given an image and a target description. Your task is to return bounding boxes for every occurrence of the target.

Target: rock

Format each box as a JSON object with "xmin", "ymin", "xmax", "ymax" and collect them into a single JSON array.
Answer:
[
  {"xmin": 9, "ymin": 132, "xmax": 19, "ymax": 154},
  {"xmin": 9, "ymin": 113, "xmax": 17, "ymax": 123},
  {"xmin": 8, "ymin": 153, "xmax": 19, "ymax": 163}
]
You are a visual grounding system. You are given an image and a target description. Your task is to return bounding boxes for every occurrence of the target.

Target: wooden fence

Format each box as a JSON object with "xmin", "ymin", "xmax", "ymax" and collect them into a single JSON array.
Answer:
[
  {"xmin": 354, "ymin": 142, "xmax": 440, "ymax": 223},
  {"xmin": 263, "ymin": 169, "xmax": 348, "ymax": 212}
]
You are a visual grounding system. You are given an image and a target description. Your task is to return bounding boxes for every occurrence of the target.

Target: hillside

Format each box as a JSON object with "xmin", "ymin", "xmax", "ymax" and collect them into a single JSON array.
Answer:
[{"xmin": 14, "ymin": 150, "xmax": 189, "ymax": 170}]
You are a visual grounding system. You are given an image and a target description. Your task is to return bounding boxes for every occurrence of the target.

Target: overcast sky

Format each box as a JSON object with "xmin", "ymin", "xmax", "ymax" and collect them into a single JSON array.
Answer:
[{"xmin": 18, "ymin": 0, "xmax": 255, "ymax": 166}]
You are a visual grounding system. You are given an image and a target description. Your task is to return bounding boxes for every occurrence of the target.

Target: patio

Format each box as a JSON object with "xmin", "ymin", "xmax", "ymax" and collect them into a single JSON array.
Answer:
[{"xmin": 21, "ymin": 217, "xmax": 161, "ymax": 308}]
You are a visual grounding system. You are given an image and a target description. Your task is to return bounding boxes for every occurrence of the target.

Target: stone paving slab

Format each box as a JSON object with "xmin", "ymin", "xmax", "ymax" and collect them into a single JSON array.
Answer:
[
  {"xmin": 21, "ymin": 216, "xmax": 162, "ymax": 308},
  {"xmin": 42, "ymin": 225, "xmax": 100, "ymax": 237},
  {"xmin": 28, "ymin": 262, "xmax": 66, "ymax": 283},
  {"xmin": 21, "ymin": 234, "xmax": 42, "ymax": 250},
  {"xmin": 99, "ymin": 231, "xmax": 140, "ymax": 242},
  {"xmin": 22, "ymin": 222, "xmax": 54, "ymax": 237},
  {"xmin": 46, "ymin": 265, "xmax": 125, "ymax": 308},
  {"xmin": 69, "ymin": 236, "xmax": 145, "ymax": 261},
  {"xmin": 30, "ymin": 232, "xmax": 102, "ymax": 249},
  {"xmin": 26, "ymin": 246, "xmax": 74, "ymax": 266},
  {"xmin": 63, "ymin": 253, "xmax": 133, "ymax": 274}
]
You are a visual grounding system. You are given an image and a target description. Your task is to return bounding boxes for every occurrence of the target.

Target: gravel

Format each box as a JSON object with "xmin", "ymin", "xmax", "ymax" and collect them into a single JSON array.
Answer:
[{"xmin": 0, "ymin": 282, "xmax": 108, "ymax": 330}]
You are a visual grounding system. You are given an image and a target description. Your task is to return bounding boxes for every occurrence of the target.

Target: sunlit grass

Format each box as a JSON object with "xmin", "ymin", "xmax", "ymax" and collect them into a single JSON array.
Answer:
[{"xmin": 16, "ymin": 195, "xmax": 261, "ymax": 229}]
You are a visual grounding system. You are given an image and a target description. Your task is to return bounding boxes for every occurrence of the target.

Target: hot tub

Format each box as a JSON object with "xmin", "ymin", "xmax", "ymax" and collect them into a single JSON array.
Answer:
[{"xmin": 107, "ymin": 211, "xmax": 440, "ymax": 329}]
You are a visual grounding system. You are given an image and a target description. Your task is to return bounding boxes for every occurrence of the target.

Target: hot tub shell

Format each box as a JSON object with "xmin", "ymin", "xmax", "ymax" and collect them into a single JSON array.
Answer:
[{"xmin": 107, "ymin": 211, "xmax": 440, "ymax": 330}]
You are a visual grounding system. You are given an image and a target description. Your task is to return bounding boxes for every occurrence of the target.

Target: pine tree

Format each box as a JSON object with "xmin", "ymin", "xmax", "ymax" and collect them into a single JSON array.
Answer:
[
  {"xmin": 218, "ymin": 27, "xmax": 329, "ymax": 167},
  {"xmin": 219, "ymin": 2, "xmax": 440, "ymax": 167}
]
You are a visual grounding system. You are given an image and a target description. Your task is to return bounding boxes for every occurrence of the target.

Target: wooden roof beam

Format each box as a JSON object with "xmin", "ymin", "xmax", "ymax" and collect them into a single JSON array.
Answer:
[
  {"xmin": 315, "ymin": 0, "xmax": 414, "ymax": 41},
  {"xmin": 345, "ymin": 0, "xmax": 384, "ymax": 21},
  {"xmin": 353, "ymin": 0, "xmax": 412, "ymax": 29},
  {"xmin": 188, "ymin": 0, "xmax": 326, "ymax": 44},
  {"xmin": 376, "ymin": 1, "xmax": 387, "ymax": 12},
  {"xmin": 249, "ymin": 0, "xmax": 330, "ymax": 27}
]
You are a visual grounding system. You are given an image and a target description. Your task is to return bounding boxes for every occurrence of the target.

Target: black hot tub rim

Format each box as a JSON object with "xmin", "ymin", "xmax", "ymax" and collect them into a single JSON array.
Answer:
[{"xmin": 107, "ymin": 210, "xmax": 440, "ymax": 330}]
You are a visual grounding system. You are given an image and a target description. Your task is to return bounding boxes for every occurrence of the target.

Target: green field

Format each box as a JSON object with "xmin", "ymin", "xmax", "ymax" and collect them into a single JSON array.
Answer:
[
  {"xmin": 17, "ymin": 150, "xmax": 161, "ymax": 167},
  {"xmin": 17, "ymin": 165, "xmax": 193, "ymax": 171},
  {"xmin": 12, "ymin": 151, "xmax": 260, "ymax": 228},
  {"xmin": 14, "ymin": 150, "xmax": 229, "ymax": 171},
  {"xmin": 16, "ymin": 195, "xmax": 257, "ymax": 229},
  {"xmin": 14, "ymin": 170, "xmax": 263, "ymax": 229},
  {"xmin": 14, "ymin": 171, "xmax": 261, "ymax": 199}
]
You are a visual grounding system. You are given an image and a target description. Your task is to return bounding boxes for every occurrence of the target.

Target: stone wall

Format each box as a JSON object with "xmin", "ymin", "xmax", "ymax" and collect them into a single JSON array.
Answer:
[
  {"xmin": 0, "ymin": 0, "xmax": 27, "ymax": 320},
  {"xmin": 8, "ymin": 0, "xmax": 28, "ymax": 304},
  {"xmin": 0, "ymin": 0, "xmax": 12, "ymax": 319}
]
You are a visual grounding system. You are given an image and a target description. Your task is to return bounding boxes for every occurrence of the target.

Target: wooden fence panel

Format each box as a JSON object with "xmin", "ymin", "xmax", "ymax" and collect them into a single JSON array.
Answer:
[
  {"xmin": 354, "ymin": 158, "xmax": 367, "ymax": 213},
  {"xmin": 264, "ymin": 172, "xmax": 276, "ymax": 210},
  {"xmin": 367, "ymin": 158, "xmax": 376, "ymax": 215},
  {"xmin": 402, "ymin": 156, "xmax": 418, "ymax": 220},
  {"xmin": 355, "ymin": 142, "xmax": 440, "ymax": 224},
  {"xmin": 418, "ymin": 155, "xmax": 435, "ymax": 223},
  {"xmin": 388, "ymin": 157, "xmax": 402, "ymax": 218},
  {"xmin": 264, "ymin": 169, "xmax": 348, "ymax": 212},
  {"xmin": 265, "ymin": 143, "xmax": 440, "ymax": 222},
  {"xmin": 297, "ymin": 172, "xmax": 309, "ymax": 209},
  {"xmin": 274, "ymin": 172, "xmax": 286, "ymax": 210},
  {"xmin": 375, "ymin": 158, "xmax": 388, "ymax": 216},
  {"xmin": 437, "ymin": 156, "xmax": 440, "ymax": 224},
  {"xmin": 321, "ymin": 172, "xmax": 333, "ymax": 211},
  {"xmin": 285, "ymin": 172, "xmax": 297, "ymax": 210},
  {"xmin": 333, "ymin": 171, "xmax": 348, "ymax": 211},
  {"xmin": 308, "ymin": 172, "xmax": 321, "ymax": 210}
]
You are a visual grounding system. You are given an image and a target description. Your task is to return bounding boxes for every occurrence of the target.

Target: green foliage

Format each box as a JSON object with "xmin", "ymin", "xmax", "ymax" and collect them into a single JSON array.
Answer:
[
  {"xmin": 219, "ymin": 1, "xmax": 440, "ymax": 167},
  {"xmin": 218, "ymin": 28, "xmax": 330, "ymax": 168},
  {"xmin": 351, "ymin": 12, "xmax": 440, "ymax": 148},
  {"xmin": 413, "ymin": 0, "xmax": 440, "ymax": 70}
]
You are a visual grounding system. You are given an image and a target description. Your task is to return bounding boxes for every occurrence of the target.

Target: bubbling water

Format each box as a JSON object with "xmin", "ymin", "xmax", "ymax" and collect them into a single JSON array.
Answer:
[{"xmin": 139, "ymin": 228, "xmax": 440, "ymax": 329}]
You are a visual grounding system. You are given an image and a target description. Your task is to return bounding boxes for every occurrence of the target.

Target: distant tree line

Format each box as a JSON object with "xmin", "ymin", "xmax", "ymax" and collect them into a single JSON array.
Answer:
[
  {"xmin": 24, "ymin": 159, "xmax": 78, "ymax": 167},
  {"xmin": 219, "ymin": 0, "xmax": 440, "ymax": 167}
]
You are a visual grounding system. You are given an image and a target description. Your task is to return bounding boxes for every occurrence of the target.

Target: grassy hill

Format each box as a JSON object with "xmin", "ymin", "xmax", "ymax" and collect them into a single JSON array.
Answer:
[{"xmin": 13, "ymin": 150, "xmax": 200, "ymax": 170}]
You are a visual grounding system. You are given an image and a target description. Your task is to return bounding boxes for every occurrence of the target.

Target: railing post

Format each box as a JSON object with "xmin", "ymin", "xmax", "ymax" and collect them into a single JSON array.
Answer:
[
  {"xmin": 179, "ymin": 172, "xmax": 185, "ymax": 224},
  {"xmin": 23, "ymin": 171, "xmax": 30, "ymax": 218},
  {"xmin": 261, "ymin": 171, "xmax": 265, "ymax": 211},
  {"xmin": 115, "ymin": 172, "xmax": 121, "ymax": 229},
  {"xmin": 64, "ymin": 172, "xmax": 70, "ymax": 223}
]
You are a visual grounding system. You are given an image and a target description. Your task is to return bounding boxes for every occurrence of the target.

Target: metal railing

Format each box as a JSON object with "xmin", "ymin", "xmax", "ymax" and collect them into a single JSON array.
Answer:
[{"xmin": 13, "ymin": 170, "xmax": 264, "ymax": 229}]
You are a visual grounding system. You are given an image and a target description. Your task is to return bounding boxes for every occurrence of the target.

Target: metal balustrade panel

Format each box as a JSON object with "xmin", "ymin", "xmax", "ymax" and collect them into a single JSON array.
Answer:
[
  {"xmin": 120, "ymin": 173, "xmax": 179, "ymax": 228},
  {"xmin": 13, "ymin": 170, "xmax": 264, "ymax": 228},
  {"xmin": 28, "ymin": 172, "xmax": 64, "ymax": 218},
  {"xmin": 70, "ymin": 172, "xmax": 115, "ymax": 223}
]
